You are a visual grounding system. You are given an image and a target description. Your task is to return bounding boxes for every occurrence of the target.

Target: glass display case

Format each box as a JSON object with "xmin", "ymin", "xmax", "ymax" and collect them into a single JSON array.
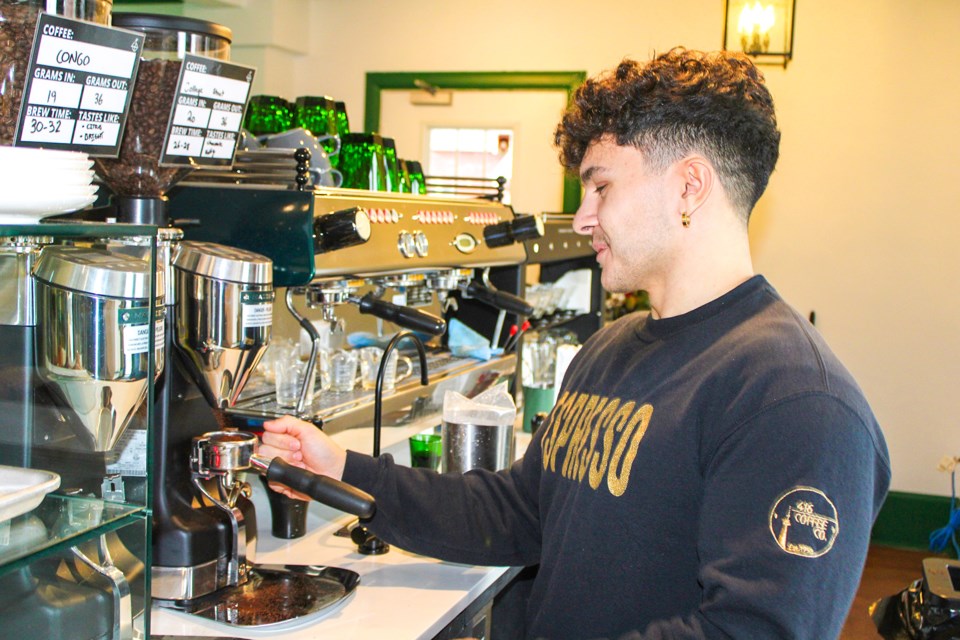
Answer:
[{"xmin": 0, "ymin": 221, "xmax": 158, "ymax": 640}]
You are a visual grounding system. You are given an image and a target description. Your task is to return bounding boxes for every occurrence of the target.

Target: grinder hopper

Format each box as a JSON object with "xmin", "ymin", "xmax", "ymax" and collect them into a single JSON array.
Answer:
[
  {"xmin": 171, "ymin": 241, "xmax": 273, "ymax": 409},
  {"xmin": 33, "ymin": 246, "xmax": 161, "ymax": 451}
]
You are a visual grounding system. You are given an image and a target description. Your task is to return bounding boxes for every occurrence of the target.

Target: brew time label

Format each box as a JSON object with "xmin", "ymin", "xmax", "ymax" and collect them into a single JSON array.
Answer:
[{"xmin": 14, "ymin": 14, "xmax": 144, "ymax": 155}]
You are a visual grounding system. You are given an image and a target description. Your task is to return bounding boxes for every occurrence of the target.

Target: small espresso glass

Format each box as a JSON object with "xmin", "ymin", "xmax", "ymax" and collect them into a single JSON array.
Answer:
[
  {"xmin": 358, "ymin": 346, "xmax": 413, "ymax": 392},
  {"xmin": 326, "ymin": 349, "xmax": 358, "ymax": 393},
  {"xmin": 409, "ymin": 433, "xmax": 442, "ymax": 470},
  {"xmin": 275, "ymin": 359, "xmax": 316, "ymax": 409}
]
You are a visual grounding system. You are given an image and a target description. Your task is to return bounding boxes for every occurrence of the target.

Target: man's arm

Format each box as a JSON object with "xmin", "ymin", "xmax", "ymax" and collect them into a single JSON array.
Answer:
[
  {"xmin": 259, "ymin": 414, "xmax": 544, "ymax": 567},
  {"xmin": 617, "ymin": 394, "xmax": 889, "ymax": 639},
  {"xmin": 342, "ymin": 446, "xmax": 543, "ymax": 567}
]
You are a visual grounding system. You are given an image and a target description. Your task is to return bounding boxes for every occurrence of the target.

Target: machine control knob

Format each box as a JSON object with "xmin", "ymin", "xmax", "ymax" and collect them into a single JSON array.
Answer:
[
  {"xmin": 413, "ymin": 231, "xmax": 429, "ymax": 257},
  {"xmin": 452, "ymin": 233, "xmax": 478, "ymax": 254},
  {"xmin": 482, "ymin": 213, "xmax": 545, "ymax": 248},
  {"xmin": 314, "ymin": 206, "xmax": 371, "ymax": 253},
  {"xmin": 398, "ymin": 231, "xmax": 416, "ymax": 258}
]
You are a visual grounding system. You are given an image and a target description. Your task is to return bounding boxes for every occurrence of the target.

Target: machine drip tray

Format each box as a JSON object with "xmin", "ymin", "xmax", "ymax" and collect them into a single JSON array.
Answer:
[{"xmin": 171, "ymin": 564, "xmax": 359, "ymax": 628}]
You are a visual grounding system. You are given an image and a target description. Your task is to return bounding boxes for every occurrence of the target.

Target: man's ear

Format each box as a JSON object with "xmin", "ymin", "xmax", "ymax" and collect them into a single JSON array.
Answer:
[{"xmin": 677, "ymin": 155, "xmax": 715, "ymax": 218}]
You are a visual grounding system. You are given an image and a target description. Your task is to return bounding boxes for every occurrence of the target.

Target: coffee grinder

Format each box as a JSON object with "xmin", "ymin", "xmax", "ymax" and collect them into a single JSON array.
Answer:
[{"xmin": 148, "ymin": 240, "xmax": 374, "ymax": 625}]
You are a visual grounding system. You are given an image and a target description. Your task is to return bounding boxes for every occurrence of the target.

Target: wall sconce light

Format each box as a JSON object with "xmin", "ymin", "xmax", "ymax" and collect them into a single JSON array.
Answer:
[{"xmin": 723, "ymin": 0, "xmax": 796, "ymax": 68}]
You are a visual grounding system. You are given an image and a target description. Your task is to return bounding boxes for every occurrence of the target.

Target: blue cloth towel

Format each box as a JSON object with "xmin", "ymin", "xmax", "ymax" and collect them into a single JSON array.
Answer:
[{"xmin": 448, "ymin": 318, "xmax": 501, "ymax": 361}]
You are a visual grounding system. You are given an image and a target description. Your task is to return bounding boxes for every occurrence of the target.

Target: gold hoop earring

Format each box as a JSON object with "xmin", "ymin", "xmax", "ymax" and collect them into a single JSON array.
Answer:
[{"xmin": 681, "ymin": 212, "xmax": 691, "ymax": 228}]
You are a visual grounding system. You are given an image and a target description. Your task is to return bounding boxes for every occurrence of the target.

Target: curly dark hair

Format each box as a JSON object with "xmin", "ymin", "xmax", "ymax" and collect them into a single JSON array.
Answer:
[{"xmin": 555, "ymin": 48, "xmax": 780, "ymax": 220}]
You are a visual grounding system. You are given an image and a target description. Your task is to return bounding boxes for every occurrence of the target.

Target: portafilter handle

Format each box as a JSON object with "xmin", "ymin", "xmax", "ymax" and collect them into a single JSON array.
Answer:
[
  {"xmin": 462, "ymin": 280, "xmax": 534, "ymax": 316},
  {"xmin": 193, "ymin": 431, "xmax": 376, "ymax": 519},
  {"xmin": 351, "ymin": 293, "xmax": 446, "ymax": 336},
  {"xmin": 483, "ymin": 212, "xmax": 545, "ymax": 248},
  {"xmin": 249, "ymin": 454, "xmax": 376, "ymax": 520}
]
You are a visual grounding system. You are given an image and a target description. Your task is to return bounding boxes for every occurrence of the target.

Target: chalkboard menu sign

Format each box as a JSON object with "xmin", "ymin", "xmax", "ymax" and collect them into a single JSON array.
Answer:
[
  {"xmin": 160, "ymin": 53, "xmax": 255, "ymax": 167},
  {"xmin": 14, "ymin": 13, "xmax": 144, "ymax": 156}
]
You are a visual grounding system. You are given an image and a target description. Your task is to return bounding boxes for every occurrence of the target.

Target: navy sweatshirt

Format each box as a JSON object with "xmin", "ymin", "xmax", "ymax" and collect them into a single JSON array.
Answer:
[{"xmin": 343, "ymin": 276, "xmax": 891, "ymax": 639}]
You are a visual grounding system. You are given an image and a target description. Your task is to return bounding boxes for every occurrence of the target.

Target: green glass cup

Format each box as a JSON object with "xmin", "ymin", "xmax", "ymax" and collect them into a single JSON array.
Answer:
[
  {"xmin": 244, "ymin": 95, "xmax": 294, "ymax": 135},
  {"xmin": 332, "ymin": 101, "xmax": 351, "ymax": 169},
  {"xmin": 409, "ymin": 433, "xmax": 442, "ymax": 470},
  {"xmin": 522, "ymin": 385, "xmax": 556, "ymax": 433},
  {"xmin": 382, "ymin": 137, "xmax": 401, "ymax": 192},
  {"xmin": 398, "ymin": 159, "xmax": 412, "ymax": 193},
  {"xmin": 339, "ymin": 132, "xmax": 387, "ymax": 191},
  {"xmin": 334, "ymin": 101, "xmax": 350, "ymax": 136},
  {"xmin": 294, "ymin": 95, "xmax": 338, "ymax": 154},
  {"xmin": 405, "ymin": 159, "xmax": 426, "ymax": 195}
]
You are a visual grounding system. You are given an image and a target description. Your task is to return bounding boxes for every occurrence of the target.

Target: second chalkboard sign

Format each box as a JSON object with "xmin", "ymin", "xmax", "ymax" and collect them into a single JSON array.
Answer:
[{"xmin": 160, "ymin": 53, "xmax": 255, "ymax": 167}]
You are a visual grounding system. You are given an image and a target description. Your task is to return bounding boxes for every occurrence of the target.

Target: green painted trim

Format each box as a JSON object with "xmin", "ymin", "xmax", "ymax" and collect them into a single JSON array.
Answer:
[
  {"xmin": 365, "ymin": 71, "xmax": 586, "ymax": 213},
  {"xmin": 872, "ymin": 491, "xmax": 954, "ymax": 551}
]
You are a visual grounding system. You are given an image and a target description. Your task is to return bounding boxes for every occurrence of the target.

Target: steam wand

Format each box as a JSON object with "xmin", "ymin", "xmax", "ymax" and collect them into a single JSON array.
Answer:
[
  {"xmin": 352, "ymin": 331, "xmax": 429, "ymax": 555},
  {"xmin": 284, "ymin": 288, "xmax": 321, "ymax": 417},
  {"xmin": 374, "ymin": 331, "xmax": 429, "ymax": 457}
]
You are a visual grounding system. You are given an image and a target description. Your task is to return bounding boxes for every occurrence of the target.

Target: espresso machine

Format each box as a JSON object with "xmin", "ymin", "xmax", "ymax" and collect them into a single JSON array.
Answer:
[{"xmin": 168, "ymin": 182, "xmax": 541, "ymax": 440}]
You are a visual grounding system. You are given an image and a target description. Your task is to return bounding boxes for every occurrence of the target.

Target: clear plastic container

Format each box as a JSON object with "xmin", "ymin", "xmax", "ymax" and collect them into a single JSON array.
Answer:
[
  {"xmin": 0, "ymin": 0, "xmax": 113, "ymax": 144},
  {"xmin": 95, "ymin": 13, "xmax": 232, "ymax": 198}
]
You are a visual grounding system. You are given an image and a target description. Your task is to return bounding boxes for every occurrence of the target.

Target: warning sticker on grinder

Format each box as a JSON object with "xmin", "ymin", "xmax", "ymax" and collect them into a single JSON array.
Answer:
[
  {"xmin": 119, "ymin": 307, "xmax": 163, "ymax": 353},
  {"xmin": 241, "ymin": 290, "xmax": 273, "ymax": 329}
]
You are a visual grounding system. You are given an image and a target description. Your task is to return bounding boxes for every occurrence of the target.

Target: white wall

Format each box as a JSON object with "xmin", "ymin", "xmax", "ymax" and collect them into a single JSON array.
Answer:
[{"xmin": 165, "ymin": 0, "xmax": 960, "ymax": 497}]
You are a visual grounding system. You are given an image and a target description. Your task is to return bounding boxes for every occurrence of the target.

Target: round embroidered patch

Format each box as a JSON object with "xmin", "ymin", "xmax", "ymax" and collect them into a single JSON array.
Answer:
[{"xmin": 768, "ymin": 486, "xmax": 839, "ymax": 558}]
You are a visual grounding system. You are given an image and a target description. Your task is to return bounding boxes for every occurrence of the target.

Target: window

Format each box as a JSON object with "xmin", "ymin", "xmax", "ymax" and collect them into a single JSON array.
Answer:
[{"xmin": 426, "ymin": 127, "xmax": 514, "ymax": 203}]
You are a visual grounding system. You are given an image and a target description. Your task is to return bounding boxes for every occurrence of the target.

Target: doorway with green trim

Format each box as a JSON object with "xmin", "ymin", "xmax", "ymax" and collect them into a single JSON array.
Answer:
[{"xmin": 364, "ymin": 72, "xmax": 585, "ymax": 215}]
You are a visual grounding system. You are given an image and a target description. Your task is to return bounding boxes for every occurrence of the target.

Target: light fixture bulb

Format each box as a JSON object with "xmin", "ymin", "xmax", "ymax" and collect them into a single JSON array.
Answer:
[{"xmin": 738, "ymin": 1, "xmax": 775, "ymax": 54}]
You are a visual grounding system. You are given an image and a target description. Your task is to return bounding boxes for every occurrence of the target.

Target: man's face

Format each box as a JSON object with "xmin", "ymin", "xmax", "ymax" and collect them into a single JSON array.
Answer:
[{"xmin": 572, "ymin": 137, "xmax": 680, "ymax": 294}]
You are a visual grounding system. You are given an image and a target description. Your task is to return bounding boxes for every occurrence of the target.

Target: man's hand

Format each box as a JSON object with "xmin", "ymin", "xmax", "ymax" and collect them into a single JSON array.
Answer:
[{"xmin": 258, "ymin": 415, "xmax": 348, "ymax": 500}]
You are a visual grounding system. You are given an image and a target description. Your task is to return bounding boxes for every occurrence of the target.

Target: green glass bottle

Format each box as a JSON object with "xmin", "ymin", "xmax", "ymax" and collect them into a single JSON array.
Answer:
[
  {"xmin": 405, "ymin": 160, "xmax": 426, "ymax": 195},
  {"xmin": 244, "ymin": 95, "xmax": 293, "ymax": 135},
  {"xmin": 382, "ymin": 137, "xmax": 401, "ymax": 193},
  {"xmin": 339, "ymin": 132, "xmax": 386, "ymax": 191}
]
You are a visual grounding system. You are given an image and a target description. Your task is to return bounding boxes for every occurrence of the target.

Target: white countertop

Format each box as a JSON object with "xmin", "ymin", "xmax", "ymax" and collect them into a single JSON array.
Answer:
[{"xmin": 151, "ymin": 419, "xmax": 531, "ymax": 639}]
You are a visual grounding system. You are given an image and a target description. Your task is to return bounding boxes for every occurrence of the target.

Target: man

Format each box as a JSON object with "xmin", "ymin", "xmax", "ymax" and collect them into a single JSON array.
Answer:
[{"xmin": 260, "ymin": 48, "xmax": 891, "ymax": 639}]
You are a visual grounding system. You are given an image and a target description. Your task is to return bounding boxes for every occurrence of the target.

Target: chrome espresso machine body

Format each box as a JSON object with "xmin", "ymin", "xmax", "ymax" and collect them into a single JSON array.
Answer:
[{"xmin": 170, "ymin": 183, "xmax": 539, "ymax": 437}]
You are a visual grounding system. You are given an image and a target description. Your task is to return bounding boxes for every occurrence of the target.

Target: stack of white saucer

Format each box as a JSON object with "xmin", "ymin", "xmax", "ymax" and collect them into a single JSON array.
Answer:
[{"xmin": 0, "ymin": 147, "xmax": 98, "ymax": 223}]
